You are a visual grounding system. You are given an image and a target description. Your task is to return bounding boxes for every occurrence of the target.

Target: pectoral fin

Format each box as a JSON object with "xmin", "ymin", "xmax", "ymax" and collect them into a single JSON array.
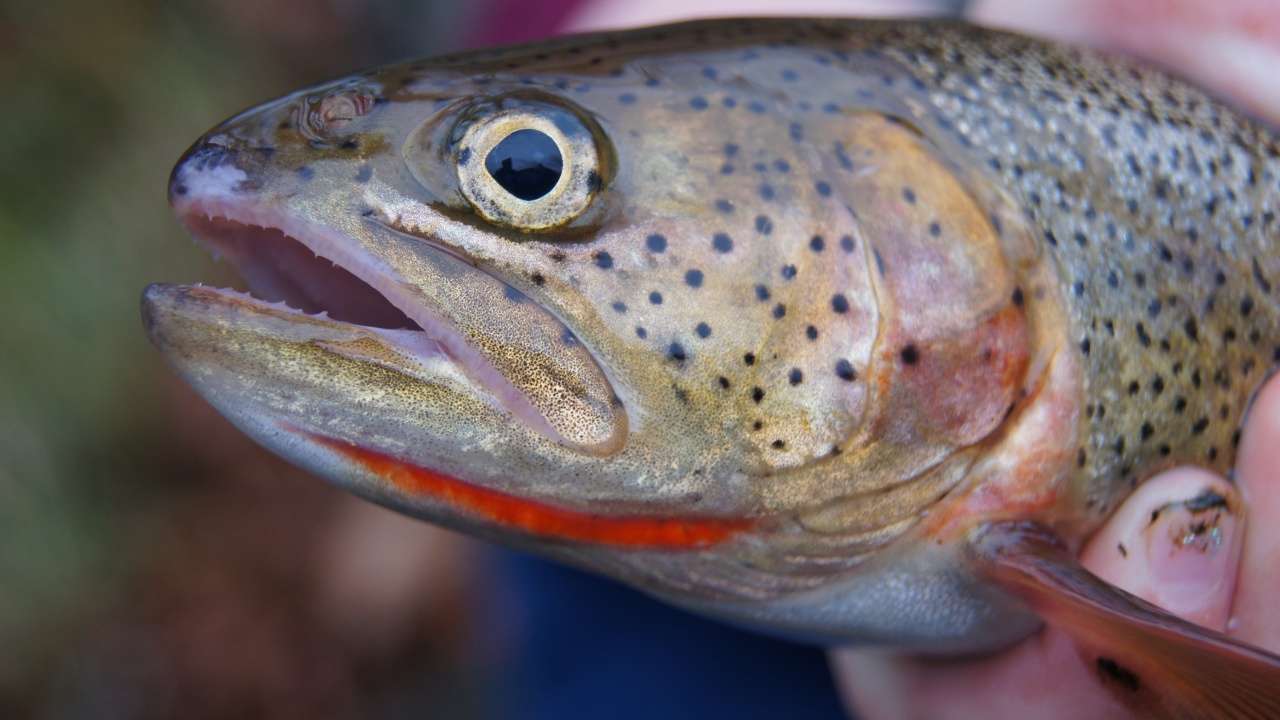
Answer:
[{"xmin": 969, "ymin": 522, "xmax": 1280, "ymax": 720}]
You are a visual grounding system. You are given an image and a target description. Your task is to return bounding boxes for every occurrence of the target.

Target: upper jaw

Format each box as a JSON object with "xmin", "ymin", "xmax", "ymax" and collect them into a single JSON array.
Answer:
[{"xmin": 161, "ymin": 142, "xmax": 629, "ymax": 456}]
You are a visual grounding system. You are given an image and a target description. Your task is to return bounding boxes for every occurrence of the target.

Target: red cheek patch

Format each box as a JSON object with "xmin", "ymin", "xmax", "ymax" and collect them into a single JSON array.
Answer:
[{"xmin": 306, "ymin": 432, "xmax": 752, "ymax": 549}]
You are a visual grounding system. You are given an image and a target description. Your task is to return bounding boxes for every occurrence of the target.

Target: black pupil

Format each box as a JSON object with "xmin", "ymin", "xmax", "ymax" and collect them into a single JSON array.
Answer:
[{"xmin": 485, "ymin": 129, "xmax": 563, "ymax": 201}]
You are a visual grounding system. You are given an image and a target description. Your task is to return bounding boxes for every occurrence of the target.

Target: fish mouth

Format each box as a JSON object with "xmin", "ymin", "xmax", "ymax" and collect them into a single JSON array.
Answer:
[{"xmin": 161, "ymin": 158, "xmax": 627, "ymax": 455}]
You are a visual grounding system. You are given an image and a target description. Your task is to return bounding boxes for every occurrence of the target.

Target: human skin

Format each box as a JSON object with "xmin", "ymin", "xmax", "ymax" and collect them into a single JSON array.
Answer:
[{"xmin": 567, "ymin": 0, "xmax": 1280, "ymax": 717}]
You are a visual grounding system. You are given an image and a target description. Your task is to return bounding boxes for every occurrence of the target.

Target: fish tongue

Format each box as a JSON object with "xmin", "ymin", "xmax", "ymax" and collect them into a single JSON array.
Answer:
[{"xmin": 968, "ymin": 522, "xmax": 1280, "ymax": 719}]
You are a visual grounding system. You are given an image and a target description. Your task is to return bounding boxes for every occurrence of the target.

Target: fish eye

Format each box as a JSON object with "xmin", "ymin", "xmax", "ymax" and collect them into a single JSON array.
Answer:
[
  {"xmin": 485, "ymin": 129, "xmax": 563, "ymax": 200},
  {"xmin": 453, "ymin": 100, "xmax": 602, "ymax": 231}
]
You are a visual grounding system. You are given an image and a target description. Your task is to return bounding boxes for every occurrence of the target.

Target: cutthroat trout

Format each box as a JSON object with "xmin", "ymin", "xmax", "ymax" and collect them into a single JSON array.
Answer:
[{"xmin": 142, "ymin": 18, "xmax": 1280, "ymax": 717}]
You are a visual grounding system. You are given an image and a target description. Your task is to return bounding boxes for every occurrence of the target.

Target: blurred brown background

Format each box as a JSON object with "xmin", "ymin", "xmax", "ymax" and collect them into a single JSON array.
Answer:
[{"xmin": 0, "ymin": 0, "xmax": 589, "ymax": 716}]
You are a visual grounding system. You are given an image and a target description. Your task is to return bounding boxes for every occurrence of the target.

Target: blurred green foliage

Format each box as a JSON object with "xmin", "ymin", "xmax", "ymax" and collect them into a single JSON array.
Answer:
[{"xmin": 0, "ymin": 0, "xmax": 295, "ymax": 700}]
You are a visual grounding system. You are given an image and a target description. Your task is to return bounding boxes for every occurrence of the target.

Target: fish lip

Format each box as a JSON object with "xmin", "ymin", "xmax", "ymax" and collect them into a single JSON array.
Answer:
[{"xmin": 164, "ymin": 166, "xmax": 580, "ymax": 449}]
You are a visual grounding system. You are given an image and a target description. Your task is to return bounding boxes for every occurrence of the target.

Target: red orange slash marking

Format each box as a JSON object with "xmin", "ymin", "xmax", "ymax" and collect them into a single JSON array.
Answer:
[{"xmin": 304, "ymin": 431, "xmax": 752, "ymax": 549}]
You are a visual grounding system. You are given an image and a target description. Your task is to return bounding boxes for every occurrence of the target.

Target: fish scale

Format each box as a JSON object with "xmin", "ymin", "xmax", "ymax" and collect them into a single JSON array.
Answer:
[
  {"xmin": 879, "ymin": 27, "xmax": 1280, "ymax": 517},
  {"xmin": 144, "ymin": 18, "xmax": 1280, "ymax": 716}
]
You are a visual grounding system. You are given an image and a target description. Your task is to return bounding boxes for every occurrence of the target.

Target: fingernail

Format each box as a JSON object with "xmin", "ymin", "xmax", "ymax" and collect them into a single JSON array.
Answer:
[{"xmin": 1144, "ymin": 487, "xmax": 1243, "ymax": 625}]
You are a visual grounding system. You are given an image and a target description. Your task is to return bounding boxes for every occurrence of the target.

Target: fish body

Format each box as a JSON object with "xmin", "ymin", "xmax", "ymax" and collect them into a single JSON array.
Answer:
[{"xmin": 143, "ymin": 19, "xmax": 1280, "ymax": 715}]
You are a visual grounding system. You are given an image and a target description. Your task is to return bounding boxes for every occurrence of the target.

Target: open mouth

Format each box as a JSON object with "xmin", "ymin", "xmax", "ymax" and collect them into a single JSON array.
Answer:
[
  {"xmin": 164, "ymin": 152, "xmax": 628, "ymax": 456},
  {"xmin": 186, "ymin": 214, "xmax": 424, "ymax": 333}
]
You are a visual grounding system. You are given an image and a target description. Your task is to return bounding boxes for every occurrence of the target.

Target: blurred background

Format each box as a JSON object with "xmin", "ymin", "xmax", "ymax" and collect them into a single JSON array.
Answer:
[{"xmin": 0, "ymin": 0, "xmax": 904, "ymax": 716}]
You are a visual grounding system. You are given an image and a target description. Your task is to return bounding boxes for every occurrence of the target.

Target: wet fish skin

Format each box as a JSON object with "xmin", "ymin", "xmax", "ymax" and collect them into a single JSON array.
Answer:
[{"xmin": 144, "ymin": 18, "xmax": 1280, "ymax": 716}]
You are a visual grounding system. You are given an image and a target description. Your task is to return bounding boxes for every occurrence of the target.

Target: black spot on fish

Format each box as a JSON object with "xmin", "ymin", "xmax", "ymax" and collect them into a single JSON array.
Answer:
[
  {"xmin": 649, "ymin": 291, "xmax": 663, "ymax": 305},
  {"xmin": 690, "ymin": 96, "xmax": 709, "ymax": 110},
  {"xmin": 1012, "ymin": 287, "xmax": 1025, "ymax": 307},
  {"xmin": 1135, "ymin": 322, "xmax": 1152, "ymax": 347},
  {"xmin": 929, "ymin": 221, "xmax": 941, "ymax": 237},
  {"xmin": 713, "ymin": 233, "xmax": 733, "ymax": 253},
  {"xmin": 771, "ymin": 439, "xmax": 786, "ymax": 449},
  {"xmin": 840, "ymin": 235, "xmax": 855, "ymax": 252},
  {"xmin": 831, "ymin": 294, "xmax": 850, "ymax": 313},
  {"xmin": 805, "ymin": 325, "xmax": 818, "ymax": 340},
  {"xmin": 647, "ymin": 233, "xmax": 668, "ymax": 252},
  {"xmin": 834, "ymin": 142, "xmax": 853, "ymax": 170},
  {"xmin": 755, "ymin": 215, "xmax": 773, "ymax": 234},
  {"xmin": 781, "ymin": 264, "xmax": 796, "ymax": 280},
  {"xmin": 669, "ymin": 342, "xmax": 687, "ymax": 361},
  {"xmin": 747, "ymin": 101, "xmax": 767, "ymax": 114},
  {"xmin": 902, "ymin": 187, "xmax": 916, "ymax": 204},
  {"xmin": 788, "ymin": 368, "xmax": 803, "ymax": 386},
  {"xmin": 752, "ymin": 387, "xmax": 765, "ymax": 403},
  {"xmin": 611, "ymin": 301, "xmax": 627, "ymax": 313},
  {"xmin": 759, "ymin": 184, "xmax": 774, "ymax": 200},
  {"xmin": 815, "ymin": 181, "xmax": 832, "ymax": 196},
  {"xmin": 618, "ymin": 93, "xmax": 636, "ymax": 104},
  {"xmin": 756, "ymin": 285, "xmax": 771, "ymax": 301},
  {"xmin": 1081, "ymin": 338, "xmax": 1091, "ymax": 356},
  {"xmin": 809, "ymin": 235, "xmax": 825, "ymax": 252},
  {"xmin": 1095, "ymin": 658, "xmax": 1140, "ymax": 692},
  {"xmin": 789, "ymin": 122, "xmax": 803, "ymax": 141},
  {"xmin": 1147, "ymin": 298, "xmax": 1162, "ymax": 317},
  {"xmin": 1192, "ymin": 416, "xmax": 1210, "ymax": 434},
  {"xmin": 696, "ymin": 322, "xmax": 711, "ymax": 338},
  {"xmin": 724, "ymin": 143, "xmax": 739, "ymax": 156},
  {"xmin": 1184, "ymin": 317, "xmax": 1200, "ymax": 342},
  {"xmin": 744, "ymin": 352, "xmax": 756, "ymax": 366},
  {"xmin": 1253, "ymin": 256, "xmax": 1273, "ymax": 293},
  {"xmin": 872, "ymin": 247, "xmax": 886, "ymax": 276},
  {"xmin": 636, "ymin": 326, "xmax": 647, "ymax": 339},
  {"xmin": 685, "ymin": 269, "xmax": 704, "ymax": 288},
  {"xmin": 715, "ymin": 199, "xmax": 733, "ymax": 213},
  {"xmin": 595, "ymin": 251, "xmax": 613, "ymax": 269},
  {"xmin": 773, "ymin": 304, "xmax": 786, "ymax": 319},
  {"xmin": 835, "ymin": 359, "xmax": 856, "ymax": 381},
  {"xmin": 900, "ymin": 345, "xmax": 920, "ymax": 365},
  {"xmin": 296, "ymin": 166, "xmax": 315, "ymax": 180},
  {"xmin": 718, "ymin": 376, "xmax": 730, "ymax": 389},
  {"xmin": 530, "ymin": 273, "xmax": 545, "ymax": 286}
]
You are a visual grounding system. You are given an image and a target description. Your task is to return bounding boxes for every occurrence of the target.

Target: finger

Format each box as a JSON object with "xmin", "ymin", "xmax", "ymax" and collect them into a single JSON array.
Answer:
[
  {"xmin": 1229, "ymin": 373, "xmax": 1280, "ymax": 653},
  {"xmin": 968, "ymin": 0, "xmax": 1280, "ymax": 125},
  {"xmin": 1079, "ymin": 469, "xmax": 1244, "ymax": 631}
]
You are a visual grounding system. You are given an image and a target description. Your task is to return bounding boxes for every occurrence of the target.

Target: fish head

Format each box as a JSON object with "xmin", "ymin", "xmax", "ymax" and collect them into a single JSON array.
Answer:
[{"xmin": 145, "ymin": 22, "xmax": 1076, "ymax": 650}]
